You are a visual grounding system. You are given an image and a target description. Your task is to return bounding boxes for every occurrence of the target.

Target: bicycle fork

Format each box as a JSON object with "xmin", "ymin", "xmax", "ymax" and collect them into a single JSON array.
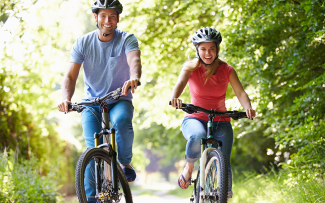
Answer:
[
  {"xmin": 94, "ymin": 107, "xmax": 119, "ymax": 197},
  {"xmin": 199, "ymin": 144, "xmax": 216, "ymax": 203},
  {"xmin": 198, "ymin": 117, "xmax": 221, "ymax": 203}
]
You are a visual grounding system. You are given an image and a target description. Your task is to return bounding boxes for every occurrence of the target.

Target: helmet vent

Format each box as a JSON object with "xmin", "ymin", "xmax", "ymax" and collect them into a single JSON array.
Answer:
[{"xmin": 192, "ymin": 27, "xmax": 222, "ymax": 45}]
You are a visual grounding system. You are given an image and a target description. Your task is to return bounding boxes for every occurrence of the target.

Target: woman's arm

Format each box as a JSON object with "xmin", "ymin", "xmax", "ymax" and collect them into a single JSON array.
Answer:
[
  {"xmin": 170, "ymin": 69, "xmax": 192, "ymax": 108},
  {"xmin": 229, "ymin": 69, "xmax": 256, "ymax": 119}
]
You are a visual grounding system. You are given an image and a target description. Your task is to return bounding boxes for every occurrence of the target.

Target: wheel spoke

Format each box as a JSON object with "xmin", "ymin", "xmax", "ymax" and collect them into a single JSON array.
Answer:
[
  {"xmin": 204, "ymin": 150, "xmax": 228, "ymax": 203},
  {"xmin": 75, "ymin": 148, "xmax": 132, "ymax": 203}
]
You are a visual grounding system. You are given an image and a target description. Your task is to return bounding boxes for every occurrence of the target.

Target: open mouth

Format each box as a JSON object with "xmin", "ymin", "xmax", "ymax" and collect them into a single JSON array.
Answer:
[{"xmin": 103, "ymin": 24, "xmax": 112, "ymax": 28}]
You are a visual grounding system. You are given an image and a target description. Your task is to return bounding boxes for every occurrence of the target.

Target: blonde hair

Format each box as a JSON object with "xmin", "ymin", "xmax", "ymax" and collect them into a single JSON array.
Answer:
[{"xmin": 183, "ymin": 44, "xmax": 226, "ymax": 84}]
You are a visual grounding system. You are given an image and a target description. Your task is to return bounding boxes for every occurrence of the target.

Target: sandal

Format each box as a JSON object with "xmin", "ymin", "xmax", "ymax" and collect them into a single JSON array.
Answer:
[{"xmin": 178, "ymin": 174, "xmax": 191, "ymax": 189}]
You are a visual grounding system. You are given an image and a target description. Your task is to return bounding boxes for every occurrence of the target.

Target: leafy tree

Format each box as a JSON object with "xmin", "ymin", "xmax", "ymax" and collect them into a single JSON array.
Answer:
[
  {"xmin": 0, "ymin": 0, "xmax": 91, "ymax": 191},
  {"xmin": 122, "ymin": 0, "xmax": 276, "ymax": 171},
  {"xmin": 226, "ymin": 0, "xmax": 325, "ymax": 175},
  {"xmin": 123, "ymin": 0, "xmax": 325, "ymax": 174}
]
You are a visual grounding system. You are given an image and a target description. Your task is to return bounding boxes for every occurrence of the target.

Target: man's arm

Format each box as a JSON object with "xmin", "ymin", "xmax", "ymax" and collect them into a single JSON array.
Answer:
[
  {"xmin": 122, "ymin": 50, "xmax": 142, "ymax": 96},
  {"xmin": 58, "ymin": 62, "xmax": 81, "ymax": 113}
]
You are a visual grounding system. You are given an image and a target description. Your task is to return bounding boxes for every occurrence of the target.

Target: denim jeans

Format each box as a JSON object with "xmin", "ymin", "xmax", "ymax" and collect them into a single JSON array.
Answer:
[
  {"xmin": 181, "ymin": 117, "xmax": 233, "ymax": 192},
  {"xmin": 81, "ymin": 100, "xmax": 134, "ymax": 203}
]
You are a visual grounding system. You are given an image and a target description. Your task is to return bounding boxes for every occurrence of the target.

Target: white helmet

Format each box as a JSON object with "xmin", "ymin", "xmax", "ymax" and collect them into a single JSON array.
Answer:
[{"xmin": 192, "ymin": 27, "xmax": 222, "ymax": 45}]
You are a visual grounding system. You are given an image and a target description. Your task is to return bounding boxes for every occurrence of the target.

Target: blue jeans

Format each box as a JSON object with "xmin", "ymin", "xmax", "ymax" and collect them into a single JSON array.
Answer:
[
  {"xmin": 181, "ymin": 117, "xmax": 233, "ymax": 192},
  {"xmin": 81, "ymin": 100, "xmax": 134, "ymax": 203}
]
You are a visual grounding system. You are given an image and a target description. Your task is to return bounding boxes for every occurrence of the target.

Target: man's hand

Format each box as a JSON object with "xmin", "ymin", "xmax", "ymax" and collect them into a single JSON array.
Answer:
[
  {"xmin": 58, "ymin": 99, "xmax": 72, "ymax": 114},
  {"xmin": 122, "ymin": 78, "xmax": 139, "ymax": 96}
]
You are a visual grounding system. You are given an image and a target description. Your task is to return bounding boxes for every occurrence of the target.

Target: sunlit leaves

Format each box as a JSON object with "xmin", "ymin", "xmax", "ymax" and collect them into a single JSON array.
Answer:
[
  {"xmin": 0, "ymin": 0, "xmax": 88, "ymax": 184},
  {"xmin": 123, "ymin": 0, "xmax": 325, "ymax": 174}
]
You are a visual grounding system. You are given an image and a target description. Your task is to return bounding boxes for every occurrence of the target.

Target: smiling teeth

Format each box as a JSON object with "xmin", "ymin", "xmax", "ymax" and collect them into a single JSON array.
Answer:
[{"xmin": 104, "ymin": 25, "xmax": 111, "ymax": 28}]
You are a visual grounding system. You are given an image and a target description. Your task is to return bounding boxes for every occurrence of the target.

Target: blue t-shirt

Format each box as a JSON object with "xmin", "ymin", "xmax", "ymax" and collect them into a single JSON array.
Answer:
[{"xmin": 69, "ymin": 29, "xmax": 140, "ymax": 103}]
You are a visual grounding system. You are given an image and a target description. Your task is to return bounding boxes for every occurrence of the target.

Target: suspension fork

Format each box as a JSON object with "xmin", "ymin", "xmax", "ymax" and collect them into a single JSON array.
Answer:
[
  {"xmin": 198, "ymin": 115, "xmax": 216, "ymax": 202},
  {"xmin": 101, "ymin": 107, "xmax": 118, "ymax": 193},
  {"xmin": 199, "ymin": 139, "xmax": 216, "ymax": 202}
]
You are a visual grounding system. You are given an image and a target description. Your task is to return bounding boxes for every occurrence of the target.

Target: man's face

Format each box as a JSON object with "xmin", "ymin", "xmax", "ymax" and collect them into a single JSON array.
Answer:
[{"xmin": 94, "ymin": 9, "xmax": 119, "ymax": 36}]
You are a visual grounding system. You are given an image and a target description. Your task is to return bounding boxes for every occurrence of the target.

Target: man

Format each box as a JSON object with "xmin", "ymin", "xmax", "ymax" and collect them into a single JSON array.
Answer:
[{"xmin": 57, "ymin": 0, "xmax": 141, "ymax": 197}]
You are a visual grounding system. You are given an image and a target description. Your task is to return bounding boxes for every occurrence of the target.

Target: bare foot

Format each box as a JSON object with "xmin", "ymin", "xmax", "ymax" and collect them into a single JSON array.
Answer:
[{"xmin": 178, "ymin": 162, "xmax": 194, "ymax": 189}]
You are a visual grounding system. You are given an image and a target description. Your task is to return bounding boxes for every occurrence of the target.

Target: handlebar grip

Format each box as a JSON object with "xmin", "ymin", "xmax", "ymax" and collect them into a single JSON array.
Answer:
[
  {"xmin": 169, "ymin": 101, "xmax": 188, "ymax": 107},
  {"xmin": 168, "ymin": 101, "xmax": 188, "ymax": 107},
  {"xmin": 68, "ymin": 104, "xmax": 74, "ymax": 111}
]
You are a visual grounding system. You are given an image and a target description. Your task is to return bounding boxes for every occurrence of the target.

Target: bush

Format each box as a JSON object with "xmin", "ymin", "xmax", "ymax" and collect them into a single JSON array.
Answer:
[
  {"xmin": 0, "ymin": 151, "xmax": 63, "ymax": 203},
  {"xmin": 232, "ymin": 169, "xmax": 325, "ymax": 203}
]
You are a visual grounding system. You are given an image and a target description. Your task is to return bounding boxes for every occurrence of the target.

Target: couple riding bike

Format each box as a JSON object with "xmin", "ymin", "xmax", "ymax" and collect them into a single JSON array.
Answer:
[{"xmin": 57, "ymin": 0, "xmax": 256, "ymax": 202}]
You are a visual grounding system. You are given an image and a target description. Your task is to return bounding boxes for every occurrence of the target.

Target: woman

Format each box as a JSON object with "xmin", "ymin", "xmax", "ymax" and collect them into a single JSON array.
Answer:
[{"xmin": 170, "ymin": 27, "xmax": 256, "ymax": 201}]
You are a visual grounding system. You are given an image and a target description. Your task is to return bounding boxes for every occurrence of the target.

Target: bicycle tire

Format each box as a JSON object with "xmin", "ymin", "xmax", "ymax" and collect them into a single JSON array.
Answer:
[
  {"xmin": 75, "ymin": 147, "xmax": 133, "ymax": 203},
  {"xmin": 202, "ymin": 149, "xmax": 228, "ymax": 203}
]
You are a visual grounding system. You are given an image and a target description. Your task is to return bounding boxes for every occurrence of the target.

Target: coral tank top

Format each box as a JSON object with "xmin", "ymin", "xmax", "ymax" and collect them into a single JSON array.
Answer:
[{"xmin": 185, "ymin": 63, "xmax": 234, "ymax": 122}]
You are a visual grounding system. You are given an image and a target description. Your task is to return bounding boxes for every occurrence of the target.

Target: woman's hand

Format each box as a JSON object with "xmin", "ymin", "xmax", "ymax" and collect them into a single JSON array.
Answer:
[
  {"xmin": 245, "ymin": 108, "xmax": 256, "ymax": 119},
  {"xmin": 170, "ymin": 98, "xmax": 183, "ymax": 109}
]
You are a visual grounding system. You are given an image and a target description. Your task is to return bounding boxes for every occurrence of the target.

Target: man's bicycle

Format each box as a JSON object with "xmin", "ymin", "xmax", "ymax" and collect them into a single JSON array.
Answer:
[
  {"xmin": 170, "ymin": 102, "xmax": 249, "ymax": 203},
  {"xmin": 68, "ymin": 86, "xmax": 138, "ymax": 203}
]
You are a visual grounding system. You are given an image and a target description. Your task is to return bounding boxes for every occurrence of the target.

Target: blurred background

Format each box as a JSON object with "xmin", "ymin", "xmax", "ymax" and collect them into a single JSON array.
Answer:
[{"xmin": 0, "ymin": 0, "xmax": 324, "ymax": 202}]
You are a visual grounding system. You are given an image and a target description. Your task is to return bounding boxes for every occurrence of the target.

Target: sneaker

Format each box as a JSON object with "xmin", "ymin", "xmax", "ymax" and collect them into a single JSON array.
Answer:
[{"xmin": 122, "ymin": 166, "xmax": 136, "ymax": 183}]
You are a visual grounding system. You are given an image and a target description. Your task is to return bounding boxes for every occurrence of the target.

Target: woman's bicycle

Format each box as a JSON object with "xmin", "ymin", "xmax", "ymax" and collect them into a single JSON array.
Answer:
[
  {"xmin": 170, "ymin": 102, "xmax": 249, "ymax": 203},
  {"xmin": 68, "ymin": 86, "xmax": 139, "ymax": 203}
]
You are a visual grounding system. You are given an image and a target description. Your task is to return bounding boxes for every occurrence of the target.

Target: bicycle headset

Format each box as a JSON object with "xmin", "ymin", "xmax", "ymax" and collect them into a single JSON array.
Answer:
[
  {"xmin": 192, "ymin": 27, "xmax": 222, "ymax": 65},
  {"xmin": 91, "ymin": 0, "xmax": 123, "ymax": 37}
]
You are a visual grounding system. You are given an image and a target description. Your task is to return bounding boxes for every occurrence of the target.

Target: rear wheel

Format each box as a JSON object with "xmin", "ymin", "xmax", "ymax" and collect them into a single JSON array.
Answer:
[
  {"xmin": 75, "ymin": 148, "xmax": 132, "ymax": 203},
  {"xmin": 202, "ymin": 149, "xmax": 228, "ymax": 203}
]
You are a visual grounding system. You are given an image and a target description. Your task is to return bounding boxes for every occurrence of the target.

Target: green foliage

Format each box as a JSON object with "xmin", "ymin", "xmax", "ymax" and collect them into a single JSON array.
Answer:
[
  {"xmin": 0, "ymin": 0, "xmax": 89, "ymax": 192},
  {"xmin": 134, "ymin": 122, "xmax": 185, "ymax": 167},
  {"xmin": 232, "ymin": 169, "xmax": 325, "ymax": 203},
  {"xmin": 123, "ymin": 0, "xmax": 325, "ymax": 174},
  {"xmin": 227, "ymin": 0, "xmax": 325, "ymax": 174},
  {"xmin": 1, "ymin": 0, "xmax": 61, "ymax": 177},
  {"xmin": 0, "ymin": 151, "xmax": 62, "ymax": 202}
]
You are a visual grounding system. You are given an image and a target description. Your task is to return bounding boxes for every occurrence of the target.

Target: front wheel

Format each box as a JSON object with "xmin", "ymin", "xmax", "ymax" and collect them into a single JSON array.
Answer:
[
  {"xmin": 202, "ymin": 149, "xmax": 228, "ymax": 203},
  {"xmin": 75, "ymin": 148, "xmax": 132, "ymax": 203}
]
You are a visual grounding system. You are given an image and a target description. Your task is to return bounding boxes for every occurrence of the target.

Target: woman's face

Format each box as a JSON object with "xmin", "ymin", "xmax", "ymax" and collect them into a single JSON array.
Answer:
[{"xmin": 197, "ymin": 42, "xmax": 218, "ymax": 65}]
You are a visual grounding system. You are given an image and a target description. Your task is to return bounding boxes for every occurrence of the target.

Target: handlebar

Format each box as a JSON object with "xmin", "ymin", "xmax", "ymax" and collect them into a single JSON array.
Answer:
[
  {"xmin": 68, "ymin": 81, "xmax": 141, "ymax": 113},
  {"xmin": 169, "ymin": 101, "xmax": 249, "ymax": 120}
]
